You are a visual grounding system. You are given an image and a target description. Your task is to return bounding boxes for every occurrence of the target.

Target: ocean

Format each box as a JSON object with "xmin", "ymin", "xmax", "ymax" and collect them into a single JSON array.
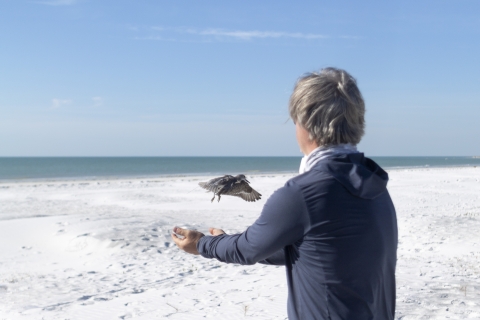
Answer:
[{"xmin": 0, "ymin": 156, "xmax": 479, "ymax": 182}]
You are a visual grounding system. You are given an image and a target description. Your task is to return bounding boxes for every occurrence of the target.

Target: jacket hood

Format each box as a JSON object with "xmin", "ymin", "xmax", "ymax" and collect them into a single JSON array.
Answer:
[{"xmin": 314, "ymin": 153, "xmax": 389, "ymax": 199}]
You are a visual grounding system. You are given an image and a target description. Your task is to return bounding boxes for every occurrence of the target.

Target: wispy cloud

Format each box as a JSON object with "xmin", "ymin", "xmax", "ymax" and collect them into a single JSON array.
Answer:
[
  {"xmin": 196, "ymin": 29, "xmax": 328, "ymax": 40},
  {"xmin": 35, "ymin": 0, "xmax": 77, "ymax": 6},
  {"xmin": 49, "ymin": 97, "xmax": 103, "ymax": 110},
  {"xmin": 132, "ymin": 26, "xmax": 361, "ymax": 43},
  {"xmin": 92, "ymin": 96, "xmax": 103, "ymax": 107},
  {"xmin": 130, "ymin": 26, "xmax": 358, "ymax": 43},
  {"xmin": 51, "ymin": 98, "xmax": 72, "ymax": 109},
  {"xmin": 150, "ymin": 27, "xmax": 329, "ymax": 41},
  {"xmin": 134, "ymin": 36, "xmax": 214, "ymax": 44}
]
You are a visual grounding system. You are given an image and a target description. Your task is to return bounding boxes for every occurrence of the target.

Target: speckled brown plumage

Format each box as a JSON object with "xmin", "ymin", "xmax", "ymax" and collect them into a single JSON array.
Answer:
[{"xmin": 199, "ymin": 174, "xmax": 261, "ymax": 203}]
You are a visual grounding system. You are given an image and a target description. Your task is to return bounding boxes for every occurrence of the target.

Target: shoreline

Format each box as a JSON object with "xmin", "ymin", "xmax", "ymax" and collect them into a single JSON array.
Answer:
[
  {"xmin": 1, "ymin": 156, "xmax": 480, "ymax": 184},
  {"xmin": 0, "ymin": 172, "xmax": 297, "ymax": 188},
  {"xmin": 0, "ymin": 164, "xmax": 478, "ymax": 186}
]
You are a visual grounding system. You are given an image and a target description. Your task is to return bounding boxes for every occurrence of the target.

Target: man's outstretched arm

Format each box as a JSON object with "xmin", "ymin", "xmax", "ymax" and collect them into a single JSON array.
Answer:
[
  {"xmin": 172, "ymin": 182, "xmax": 309, "ymax": 265},
  {"xmin": 172, "ymin": 227, "xmax": 286, "ymax": 265}
]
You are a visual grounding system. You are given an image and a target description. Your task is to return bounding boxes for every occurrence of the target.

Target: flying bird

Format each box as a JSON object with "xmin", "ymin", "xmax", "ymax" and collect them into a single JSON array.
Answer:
[{"xmin": 199, "ymin": 174, "xmax": 262, "ymax": 203}]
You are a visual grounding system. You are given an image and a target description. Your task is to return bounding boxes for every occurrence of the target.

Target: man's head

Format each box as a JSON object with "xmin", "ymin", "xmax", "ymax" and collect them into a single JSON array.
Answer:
[{"xmin": 289, "ymin": 67, "xmax": 365, "ymax": 148}]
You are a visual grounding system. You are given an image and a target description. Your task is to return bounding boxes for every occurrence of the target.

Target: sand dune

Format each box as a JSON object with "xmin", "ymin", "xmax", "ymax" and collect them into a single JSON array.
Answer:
[{"xmin": 0, "ymin": 168, "xmax": 479, "ymax": 319}]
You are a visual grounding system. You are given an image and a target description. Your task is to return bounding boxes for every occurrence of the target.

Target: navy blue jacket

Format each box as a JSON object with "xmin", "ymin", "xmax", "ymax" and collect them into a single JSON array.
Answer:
[{"xmin": 197, "ymin": 154, "xmax": 397, "ymax": 319}]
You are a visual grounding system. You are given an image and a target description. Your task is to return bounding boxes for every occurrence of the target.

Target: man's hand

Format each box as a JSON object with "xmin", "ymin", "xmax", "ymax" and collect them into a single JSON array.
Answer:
[
  {"xmin": 171, "ymin": 227, "xmax": 205, "ymax": 255},
  {"xmin": 172, "ymin": 226, "xmax": 227, "ymax": 255}
]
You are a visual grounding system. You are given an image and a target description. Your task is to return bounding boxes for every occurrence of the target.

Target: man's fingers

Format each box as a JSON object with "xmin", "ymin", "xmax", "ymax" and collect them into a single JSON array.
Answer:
[
  {"xmin": 171, "ymin": 232, "xmax": 183, "ymax": 245},
  {"xmin": 171, "ymin": 232, "xmax": 182, "ymax": 240},
  {"xmin": 171, "ymin": 227, "xmax": 187, "ymax": 245},
  {"xmin": 173, "ymin": 226, "xmax": 187, "ymax": 236},
  {"xmin": 209, "ymin": 227, "xmax": 226, "ymax": 236}
]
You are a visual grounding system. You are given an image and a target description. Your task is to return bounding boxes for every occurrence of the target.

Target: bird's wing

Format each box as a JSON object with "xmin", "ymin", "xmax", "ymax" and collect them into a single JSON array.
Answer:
[
  {"xmin": 198, "ymin": 175, "xmax": 233, "ymax": 193},
  {"xmin": 223, "ymin": 181, "xmax": 262, "ymax": 202}
]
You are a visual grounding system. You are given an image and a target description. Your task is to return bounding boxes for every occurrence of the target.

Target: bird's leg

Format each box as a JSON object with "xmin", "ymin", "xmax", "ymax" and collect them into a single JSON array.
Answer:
[
  {"xmin": 211, "ymin": 194, "xmax": 216, "ymax": 203},
  {"xmin": 217, "ymin": 195, "xmax": 221, "ymax": 202}
]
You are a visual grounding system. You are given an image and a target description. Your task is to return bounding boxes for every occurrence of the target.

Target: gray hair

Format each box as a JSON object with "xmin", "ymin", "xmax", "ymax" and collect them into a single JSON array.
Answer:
[{"xmin": 289, "ymin": 67, "xmax": 365, "ymax": 146}]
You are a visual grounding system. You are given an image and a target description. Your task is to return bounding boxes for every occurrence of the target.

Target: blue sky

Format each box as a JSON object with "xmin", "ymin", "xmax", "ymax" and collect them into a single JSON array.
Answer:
[{"xmin": 1, "ymin": 0, "xmax": 479, "ymax": 156}]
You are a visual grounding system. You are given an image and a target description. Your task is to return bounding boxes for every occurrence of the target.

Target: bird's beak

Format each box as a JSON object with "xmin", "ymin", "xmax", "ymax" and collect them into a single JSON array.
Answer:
[{"xmin": 246, "ymin": 179, "xmax": 250, "ymax": 183}]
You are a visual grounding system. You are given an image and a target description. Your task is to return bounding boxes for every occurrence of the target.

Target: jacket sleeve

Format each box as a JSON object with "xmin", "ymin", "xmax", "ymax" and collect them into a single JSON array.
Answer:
[
  {"xmin": 258, "ymin": 249, "xmax": 286, "ymax": 265},
  {"xmin": 197, "ymin": 182, "xmax": 309, "ymax": 265}
]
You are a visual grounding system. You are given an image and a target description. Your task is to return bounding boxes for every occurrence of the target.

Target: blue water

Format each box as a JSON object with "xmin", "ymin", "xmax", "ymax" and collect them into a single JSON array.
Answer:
[{"xmin": 0, "ymin": 157, "xmax": 479, "ymax": 182}]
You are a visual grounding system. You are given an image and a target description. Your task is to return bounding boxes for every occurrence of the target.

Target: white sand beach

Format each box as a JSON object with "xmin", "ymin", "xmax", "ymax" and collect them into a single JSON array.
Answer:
[{"xmin": 1, "ymin": 167, "xmax": 479, "ymax": 319}]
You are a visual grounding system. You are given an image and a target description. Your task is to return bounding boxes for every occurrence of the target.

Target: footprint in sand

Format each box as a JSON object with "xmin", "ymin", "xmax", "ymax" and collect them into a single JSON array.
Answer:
[{"xmin": 66, "ymin": 237, "xmax": 89, "ymax": 252}]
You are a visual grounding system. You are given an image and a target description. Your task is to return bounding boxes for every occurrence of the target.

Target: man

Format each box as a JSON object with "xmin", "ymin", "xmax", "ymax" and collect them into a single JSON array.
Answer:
[{"xmin": 172, "ymin": 67, "xmax": 398, "ymax": 319}]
